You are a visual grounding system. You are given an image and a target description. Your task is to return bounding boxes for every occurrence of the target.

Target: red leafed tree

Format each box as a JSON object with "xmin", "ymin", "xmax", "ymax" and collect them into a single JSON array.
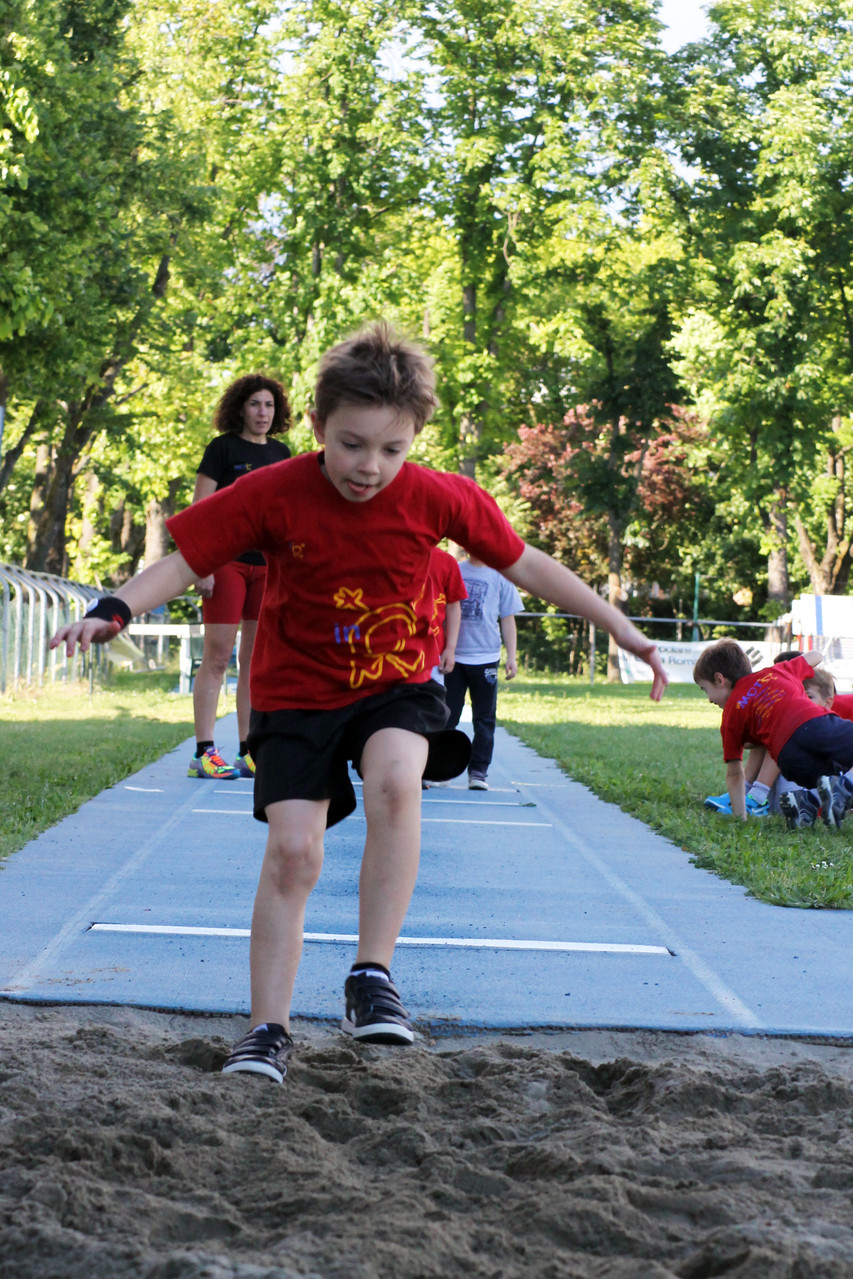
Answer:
[{"xmin": 501, "ymin": 406, "xmax": 709, "ymax": 614}]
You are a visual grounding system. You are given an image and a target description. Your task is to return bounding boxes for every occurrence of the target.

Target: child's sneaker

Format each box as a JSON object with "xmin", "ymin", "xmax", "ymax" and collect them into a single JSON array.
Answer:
[
  {"xmin": 779, "ymin": 789, "xmax": 819, "ymax": 830},
  {"xmin": 188, "ymin": 747, "xmax": 240, "ymax": 779},
  {"xmin": 233, "ymin": 751, "xmax": 255, "ymax": 778},
  {"xmin": 744, "ymin": 794, "xmax": 769, "ymax": 817},
  {"xmin": 221, "ymin": 1023, "xmax": 293, "ymax": 1082},
  {"xmin": 703, "ymin": 792, "xmax": 731, "ymax": 813},
  {"xmin": 842, "ymin": 776, "xmax": 853, "ymax": 811},
  {"xmin": 341, "ymin": 971, "xmax": 414, "ymax": 1044},
  {"xmin": 468, "ymin": 772, "xmax": 489, "ymax": 790},
  {"xmin": 817, "ymin": 775, "xmax": 847, "ymax": 828}
]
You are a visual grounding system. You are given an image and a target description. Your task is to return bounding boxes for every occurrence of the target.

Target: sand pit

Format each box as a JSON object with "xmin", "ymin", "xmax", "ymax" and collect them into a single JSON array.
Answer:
[{"xmin": 2, "ymin": 1003, "xmax": 853, "ymax": 1278}]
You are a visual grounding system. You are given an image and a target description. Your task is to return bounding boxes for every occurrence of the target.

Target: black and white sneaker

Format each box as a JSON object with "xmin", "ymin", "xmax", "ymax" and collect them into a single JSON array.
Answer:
[
  {"xmin": 221, "ymin": 1023, "xmax": 293, "ymax": 1082},
  {"xmin": 341, "ymin": 971, "xmax": 414, "ymax": 1044},
  {"xmin": 779, "ymin": 789, "xmax": 820, "ymax": 830},
  {"xmin": 468, "ymin": 772, "xmax": 488, "ymax": 790},
  {"xmin": 817, "ymin": 775, "xmax": 847, "ymax": 829}
]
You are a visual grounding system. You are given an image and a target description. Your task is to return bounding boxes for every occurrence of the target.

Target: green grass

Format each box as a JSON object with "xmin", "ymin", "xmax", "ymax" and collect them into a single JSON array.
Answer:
[
  {"xmin": 500, "ymin": 674, "xmax": 853, "ymax": 910},
  {"xmin": 0, "ymin": 669, "xmax": 219, "ymax": 865}
]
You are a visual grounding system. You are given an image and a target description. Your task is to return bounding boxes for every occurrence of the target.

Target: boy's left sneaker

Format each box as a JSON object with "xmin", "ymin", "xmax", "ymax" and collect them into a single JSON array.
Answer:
[
  {"xmin": 233, "ymin": 751, "xmax": 255, "ymax": 778},
  {"xmin": 744, "ymin": 794, "xmax": 769, "ymax": 817},
  {"xmin": 468, "ymin": 772, "xmax": 489, "ymax": 790},
  {"xmin": 221, "ymin": 1023, "xmax": 293, "ymax": 1083},
  {"xmin": 817, "ymin": 775, "xmax": 847, "ymax": 828},
  {"xmin": 703, "ymin": 792, "xmax": 731, "ymax": 813},
  {"xmin": 341, "ymin": 972, "xmax": 414, "ymax": 1044}
]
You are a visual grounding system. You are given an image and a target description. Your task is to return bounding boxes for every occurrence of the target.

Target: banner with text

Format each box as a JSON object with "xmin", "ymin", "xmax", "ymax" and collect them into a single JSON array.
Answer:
[{"xmin": 618, "ymin": 639, "xmax": 780, "ymax": 685}]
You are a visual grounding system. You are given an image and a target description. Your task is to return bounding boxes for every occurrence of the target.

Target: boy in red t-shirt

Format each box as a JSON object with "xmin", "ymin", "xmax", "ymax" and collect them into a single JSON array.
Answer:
[
  {"xmin": 52, "ymin": 322, "xmax": 667, "ymax": 1084},
  {"xmin": 694, "ymin": 638, "xmax": 853, "ymax": 828}
]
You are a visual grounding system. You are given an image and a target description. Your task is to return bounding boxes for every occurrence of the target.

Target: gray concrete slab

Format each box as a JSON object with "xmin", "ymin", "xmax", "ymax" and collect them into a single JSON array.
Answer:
[{"xmin": 2, "ymin": 712, "xmax": 852, "ymax": 1037}]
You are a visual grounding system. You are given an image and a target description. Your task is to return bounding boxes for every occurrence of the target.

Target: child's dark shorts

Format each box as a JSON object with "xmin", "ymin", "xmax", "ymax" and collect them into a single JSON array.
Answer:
[
  {"xmin": 247, "ymin": 680, "xmax": 470, "ymax": 828},
  {"xmin": 777, "ymin": 713, "xmax": 853, "ymax": 788}
]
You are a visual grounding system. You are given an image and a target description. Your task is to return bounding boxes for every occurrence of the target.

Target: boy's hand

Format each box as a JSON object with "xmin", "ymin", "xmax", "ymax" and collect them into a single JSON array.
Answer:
[
  {"xmin": 50, "ymin": 617, "xmax": 123, "ymax": 656},
  {"xmin": 196, "ymin": 574, "xmax": 215, "ymax": 599},
  {"xmin": 505, "ymin": 657, "xmax": 518, "ymax": 680},
  {"xmin": 628, "ymin": 640, "xmax": 668, "ymax": 702},
  {"xmin": 438, "ymin": 649, "xmax": 455, "ymax": 674}
]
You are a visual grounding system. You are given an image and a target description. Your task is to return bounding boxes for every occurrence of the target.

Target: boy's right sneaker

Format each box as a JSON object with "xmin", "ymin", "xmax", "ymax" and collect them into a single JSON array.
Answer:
[
  {"xmin": 703, "ymin": 792, "xmax": 731, "ymax": 813},
  {"xmin": 221, "ymin": 1023, "xmax": 293, "ymax": 1082},
  {"xmin": 468, "ymin": 772, "xmax": 489, "ymax": 790},
  {"xmin": 188, "ymin": 747, "xmax": 240, "ymax": 779},
  {"xmin": 817, "ymin": 775, "xmax": 847, "ymax": 828},
  {"xmin": 779, "ymin": 789, "xmax": 820, "ymax": 830},
  {"xmin": 341, "ymin": 972, "xmax": 414, "ymax": 1044}
]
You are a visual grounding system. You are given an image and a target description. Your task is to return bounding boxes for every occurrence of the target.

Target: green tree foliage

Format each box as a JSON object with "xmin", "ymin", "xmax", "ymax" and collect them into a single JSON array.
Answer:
[
  {"xmin": 668, "ymin": 0, "xmax": 853, "ymax": 603},
  {"xmin": 5, "ymin": 0, "xmax": 853, "ymax": 622}
]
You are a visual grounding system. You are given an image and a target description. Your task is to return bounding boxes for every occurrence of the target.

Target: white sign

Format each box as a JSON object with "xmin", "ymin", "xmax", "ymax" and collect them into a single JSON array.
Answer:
[{"xmin": 618, "ymin": 639, "xmax": 781, "ymax": 685}]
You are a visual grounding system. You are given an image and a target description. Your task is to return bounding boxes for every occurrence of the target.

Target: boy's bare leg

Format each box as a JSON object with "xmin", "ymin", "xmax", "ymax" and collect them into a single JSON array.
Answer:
[
  {"xmin": 356, "ymin": 727, "xmax": 429, "ymax": 968},
  {"xmin": 249, "ymin": 797, "xmax": 329, "ymax": 1031}
]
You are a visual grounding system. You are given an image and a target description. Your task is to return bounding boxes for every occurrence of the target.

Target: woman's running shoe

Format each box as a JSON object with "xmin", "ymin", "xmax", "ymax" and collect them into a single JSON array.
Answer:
[
  {"xmin": 233, "ymin": 751, "xmax": 255, "ymax": 778},
  {"xmin": 187, "ymin": 747, "xmax": 240, "ymax": 779}
]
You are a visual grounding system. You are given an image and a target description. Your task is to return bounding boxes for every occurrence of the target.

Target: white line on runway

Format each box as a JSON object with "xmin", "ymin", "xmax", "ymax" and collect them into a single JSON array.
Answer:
[
  {"xmin": 423, "ymin": 799, "xmax": 532, "ymax": 807},
  {"xmin": 88, "ymin": 923, "xmax": 670, "ymax": 955},
  {"xmin": 124, "ymin": 787, "xmax": 163, "ymax": 793},
  {"xmin": 192, "ymin": 808, "xmax": 253, "ymax": 815},
  {"xmin": 192, "ymin": 808, "xmax": 549, "ymax": 827},
  {"xmin": 422, "ymin": 818, "xmax": 551, "ymax": 827}
]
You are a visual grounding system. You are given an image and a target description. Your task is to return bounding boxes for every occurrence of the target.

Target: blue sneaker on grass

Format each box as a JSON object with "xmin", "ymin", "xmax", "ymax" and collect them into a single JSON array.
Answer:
[{"xmin": 703, "ymin": 792, "xmax": 731, "ymax": 814}]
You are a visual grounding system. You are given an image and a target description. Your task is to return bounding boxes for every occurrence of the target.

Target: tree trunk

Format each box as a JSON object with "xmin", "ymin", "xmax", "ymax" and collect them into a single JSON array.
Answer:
[
  {"xmin": 765, "ymin": 498, "xmax": 789, "ymax": 604},
  {"xmin": 144, "ymin": 478, "xmax": 183, "ymax": 567},
  {"xmin": 109, "ymin": 501, "xmax": 145, "ymax": 583},
  {"xmin": 25, "ymin": 440, "xmax": 75, "ymax": 576},
  {"xmin": 606, "ymin": 512, "xmax": 625, "ymax": 683}
]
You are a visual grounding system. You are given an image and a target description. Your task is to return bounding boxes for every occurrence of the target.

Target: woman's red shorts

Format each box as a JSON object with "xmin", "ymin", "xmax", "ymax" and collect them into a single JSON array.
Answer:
[{"xmin": 201, "ymin": 561, "xmax": 267, "ymax": 625}]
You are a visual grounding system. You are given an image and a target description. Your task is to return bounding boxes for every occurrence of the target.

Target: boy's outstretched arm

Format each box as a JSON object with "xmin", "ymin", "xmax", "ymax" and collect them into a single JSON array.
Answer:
[
  {"xmin": 726, "ymin": 758, "xmax": 747, "ymax": 820},
  {"xmin": 503, "ymin": 545, "xmax": 668, "ymax": 700},
  {"xmin": 50, "ymin": 552, "xmax": 198, "ymax": 655}
]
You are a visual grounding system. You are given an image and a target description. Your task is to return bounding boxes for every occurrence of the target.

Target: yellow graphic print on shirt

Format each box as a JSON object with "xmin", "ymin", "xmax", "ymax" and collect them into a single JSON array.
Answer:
[{"xmin": 334, "ymin": 586, "xmax": 424, "ymax": 689}]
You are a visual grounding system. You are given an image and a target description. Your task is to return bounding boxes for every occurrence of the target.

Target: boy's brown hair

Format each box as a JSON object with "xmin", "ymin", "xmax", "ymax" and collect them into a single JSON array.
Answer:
[
  {"xmin": 314, "ymin": 321, "xmax": 437, "ymax": 431},
  {"xmin": 805, "ymin": 666, "xmax": 835, "ymax": 702},
  {"xmin": 693, "ymin": 638, "xmax": 752, "ymax": 686}
]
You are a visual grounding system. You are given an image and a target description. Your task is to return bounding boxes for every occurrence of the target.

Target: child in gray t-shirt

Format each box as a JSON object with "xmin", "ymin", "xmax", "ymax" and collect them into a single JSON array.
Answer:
[{"xmin": 444, "ymin": 555, "xmax": 524, "ymax": 789}]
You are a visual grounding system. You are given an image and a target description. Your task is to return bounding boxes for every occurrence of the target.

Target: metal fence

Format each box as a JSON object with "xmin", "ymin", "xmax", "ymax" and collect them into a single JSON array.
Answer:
[{"xmin": 0, "ymin": 563, "xmax": 106, "ymax": 693}]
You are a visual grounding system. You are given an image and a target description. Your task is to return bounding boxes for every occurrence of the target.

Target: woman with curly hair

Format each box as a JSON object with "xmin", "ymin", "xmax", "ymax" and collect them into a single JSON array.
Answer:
[{"xmin": 188, "ymin": 374, "xmax": 292, "ymax": 779}]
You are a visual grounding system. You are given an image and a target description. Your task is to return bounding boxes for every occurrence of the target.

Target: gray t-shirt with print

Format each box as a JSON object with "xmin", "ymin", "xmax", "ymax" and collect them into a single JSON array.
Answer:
[{"xmin": 455, "ymin": 561, "xmax": 524, "ymax": 664}]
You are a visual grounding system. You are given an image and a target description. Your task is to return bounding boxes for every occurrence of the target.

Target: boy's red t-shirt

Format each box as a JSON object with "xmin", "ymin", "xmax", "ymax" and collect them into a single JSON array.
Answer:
[
  {"xmin": 167, "ymin": 453, "xmax": 525, "ymax": 710},
  {"xmin": 830, "ymin": 693, "xmax": 853, "ymax": 722},
  {"xmin": 426, "ymin": 548, "xmax": 466, "ymax": 666},
  {"xmin": 720, "ymin": 655, "xmax": 828, "ymax": 761}
]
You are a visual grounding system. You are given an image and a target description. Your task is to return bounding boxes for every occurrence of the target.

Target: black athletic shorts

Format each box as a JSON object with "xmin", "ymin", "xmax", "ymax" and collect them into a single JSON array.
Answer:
[{"xmin": 247, "ymin": 680, "xmax": 470, "ymax": 828}]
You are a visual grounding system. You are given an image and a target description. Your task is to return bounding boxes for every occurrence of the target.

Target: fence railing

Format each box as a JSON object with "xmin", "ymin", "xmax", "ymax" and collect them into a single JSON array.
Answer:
[{"xmin": 0, "ymin": 564, "xmax": 107, "ymax": 693}]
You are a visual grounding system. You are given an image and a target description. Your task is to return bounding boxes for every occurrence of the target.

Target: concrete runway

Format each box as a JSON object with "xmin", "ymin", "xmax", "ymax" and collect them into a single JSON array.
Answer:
[{"xmin": 2, "ymin": 712, "xmax": 852, "ymax": 1039}]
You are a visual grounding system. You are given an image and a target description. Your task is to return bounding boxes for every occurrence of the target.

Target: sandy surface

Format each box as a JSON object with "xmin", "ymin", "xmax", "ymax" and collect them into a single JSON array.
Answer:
[{"xmin": 3, "ymin": 1003, "xmax": 853, "ymax": 1278}]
